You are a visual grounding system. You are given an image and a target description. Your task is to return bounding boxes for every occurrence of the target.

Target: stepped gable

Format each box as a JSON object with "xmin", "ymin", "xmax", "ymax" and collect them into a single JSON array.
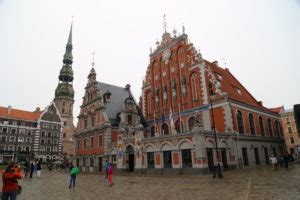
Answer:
[{"xmin": 0, "ymin": 106, "xmax": 42, "ymax": 121}]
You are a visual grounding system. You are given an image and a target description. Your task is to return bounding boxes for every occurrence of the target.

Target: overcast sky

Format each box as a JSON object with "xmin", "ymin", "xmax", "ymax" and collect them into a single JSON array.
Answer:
[{"xmin": 0, "ymin": 0, "xmax": 299, "ymax": 123}]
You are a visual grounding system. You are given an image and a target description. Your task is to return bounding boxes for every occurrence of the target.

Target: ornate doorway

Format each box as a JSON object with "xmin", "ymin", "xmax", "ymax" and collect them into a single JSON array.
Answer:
[{"xmin": 126, "ymin": 145, "xmax": 135, "ymax": 172}]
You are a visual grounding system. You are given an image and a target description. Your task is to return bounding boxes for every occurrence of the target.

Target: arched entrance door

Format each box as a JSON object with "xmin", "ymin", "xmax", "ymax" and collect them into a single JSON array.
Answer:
[{"xmin": 126, "ymin": 145, "xmax": 135, "ymax": 172}]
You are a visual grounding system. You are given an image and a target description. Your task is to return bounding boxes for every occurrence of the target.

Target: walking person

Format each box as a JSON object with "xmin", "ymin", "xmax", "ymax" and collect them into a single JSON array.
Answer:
[
  {"xmin": 29, "ymin": 162, "xmax": 34, "ymax": 179},
  {"xmin": 270, "ymin": 154, "xmax": 278, "ymax": 170},
  {"xmin": 2, "ymin": 163, "xmax": 22, "ymax": 200},
  {"xmin": 104, "ymin": 160, "xmax": 109, "ymax": 178},
  {"xmin": 68, "ymin": 164, "xmax": 79, "ymax": 188},
  {"xmin": 23, "ymin": 160, "xmax": 30, "ymax": 178},
  {"xmin": 36, "ymin": 161, "xmax": 42, "ymax": 178},
  {"xmin": 107, "ymin": 163, "xmax": 113, "ymax": 186}
]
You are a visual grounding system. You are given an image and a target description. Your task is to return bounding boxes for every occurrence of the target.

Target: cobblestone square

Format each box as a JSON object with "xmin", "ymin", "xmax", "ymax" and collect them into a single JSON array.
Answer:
[{"xmin": 1, "ymin": 163, "xmax": 300, "ymax": 200}]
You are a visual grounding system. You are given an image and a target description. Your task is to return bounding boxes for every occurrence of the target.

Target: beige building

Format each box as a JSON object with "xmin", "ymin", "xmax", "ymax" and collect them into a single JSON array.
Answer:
[{"xmin": 280, "ymin": 108, "xmax": 300, "ymax": 156}]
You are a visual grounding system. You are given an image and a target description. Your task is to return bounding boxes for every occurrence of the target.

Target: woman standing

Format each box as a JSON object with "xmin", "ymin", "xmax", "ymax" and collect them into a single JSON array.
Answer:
[
  {"xmin": 36, "ymin": 161, "xmax": 42, "ymax": 178},
  {"xmin": 2, "ymin": 163, "xmax": 22, "ymax": 200}
]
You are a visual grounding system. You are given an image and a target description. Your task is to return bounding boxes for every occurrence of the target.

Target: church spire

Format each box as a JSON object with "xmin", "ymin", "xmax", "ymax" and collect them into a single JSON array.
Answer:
[
  {"xmin": 55, "ymin": 22, "xmax": 75, "ymax": 100},
  {"xmin": 63, "ymin": 23, "xmax": 73, "ymax": 65},
  {"xmin": 67, "ymin": 22, "xmax": 72, "ymax": 45}
]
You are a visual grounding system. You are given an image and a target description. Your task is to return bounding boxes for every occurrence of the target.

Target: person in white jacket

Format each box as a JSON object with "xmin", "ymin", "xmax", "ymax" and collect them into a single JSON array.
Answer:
[{"xmin": 270, "ymin": 154, "xmax": 278, "ymax": 170}]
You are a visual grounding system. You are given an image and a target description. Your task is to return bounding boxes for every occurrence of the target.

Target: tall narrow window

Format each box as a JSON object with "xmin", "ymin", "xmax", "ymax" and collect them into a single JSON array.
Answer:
[
  {"xmin": 249, "ymin": 113, "xmax": 255, "ymax": 135},
  {"xmin": 190, "ymin": 73, "xmax": 199, "ymax": 100},
  {"xmin": 90, "ymin": 137, "xmax": 94, "ymax": 148},
  {"xmin": 291, "ymin": 137, "xmax": 295, "ymax": 144},
  {"xmin": 188, "ymin": 117, "xmax": 196, "ymax": 131},
  {"xmin": 237, "ymin": 110, "xmax": 244, "ymax": 134},
  {"xmin": 161, "ymin": 123, "xmax": 169, "ymax": 135},
  {"xmin": 128, "ymin": 115, "xmax": 133, "ymax": 125},
  {"xmin": 175, "ymin": 120, "xmax": 183, "ymax": 133},
  {"xmin": 98, "ymin": 134, "xmax": 103, "ymax": 146},
  {"xmin": 84, "ymin": 119, "xmax": 88, "ymax": 128},
  {"xmin": 150, "ymin": 126, "xmax": 155, "ymax": 137},
  {"xmin": 259, "ymin": 116, "xmax": 265, "ymax": 136},
  {"xmin": 91, "ymin": 117, "xmax": 95, "ymax": 127},
  {"xmin": 147, "ymin": 92, "xmax": 152, "ymax": 117},
  {"xmin": 274, "ymin": 120, "xmax": 280, "ymax": 138},
  {"xmin": 268, "ymin": 119, "xmax": 273, "ymax": 137}
]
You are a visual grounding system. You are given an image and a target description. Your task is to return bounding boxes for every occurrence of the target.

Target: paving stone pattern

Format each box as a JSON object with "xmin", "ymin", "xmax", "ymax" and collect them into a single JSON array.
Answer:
[{"xmin": 1, "ymin": 163, "xmax": 300, "ymax": 200}]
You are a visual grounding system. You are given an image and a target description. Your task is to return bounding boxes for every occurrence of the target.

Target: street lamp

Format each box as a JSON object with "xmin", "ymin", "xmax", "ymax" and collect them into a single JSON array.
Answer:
[
  {"xmin": 208, "ymin": 82, "xmax": 223, "ymax": 178},
  {"xmin": 208, "ymin": 83, "xmax": 219, "ymax": 162}
]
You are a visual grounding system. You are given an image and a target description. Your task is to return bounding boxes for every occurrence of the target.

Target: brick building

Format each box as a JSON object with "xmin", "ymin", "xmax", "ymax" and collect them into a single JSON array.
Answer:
[
  {"xmin": 74, "ymin": 25, "xmax": 284, "ymax": 174},
  {"xmin": 0, "ymin": 102, "xmax": 63, "ymax": 162},
  {"xmin": 279, "ymin": 106, "xmax": 300, "ymax": 156}
]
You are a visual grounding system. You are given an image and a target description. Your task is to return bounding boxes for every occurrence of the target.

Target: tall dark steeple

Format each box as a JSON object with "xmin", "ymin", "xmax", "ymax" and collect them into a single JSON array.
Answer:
[
  {"xmin": 55, "ymin": 23, "xmax": 74, "ymax": 102},
  {"xmin": 54, "ymin": 22, "xmax": 75, "ymax": 160}
]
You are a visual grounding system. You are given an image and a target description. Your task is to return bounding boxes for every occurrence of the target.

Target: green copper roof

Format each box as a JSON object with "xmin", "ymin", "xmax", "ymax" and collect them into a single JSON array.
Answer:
[
  {"xmin": 55, "ymin": 83, "xmax": 74, "ymax": 99},
  {"xmin": 59, "ymin": 64, "xmax": 73, "ymax": 82}
]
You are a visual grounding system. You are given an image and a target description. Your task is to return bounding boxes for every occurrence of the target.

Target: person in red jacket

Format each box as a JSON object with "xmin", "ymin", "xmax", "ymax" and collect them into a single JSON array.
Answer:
[{"xmin": 2, "ymin": 163, "xmax": 22, "ymax": 200}]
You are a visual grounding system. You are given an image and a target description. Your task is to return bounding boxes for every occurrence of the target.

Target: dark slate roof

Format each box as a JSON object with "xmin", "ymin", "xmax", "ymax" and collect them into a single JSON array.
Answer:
[{"xmin": 98, "ymin": 82, "xmax": 131, "ymax": 123}]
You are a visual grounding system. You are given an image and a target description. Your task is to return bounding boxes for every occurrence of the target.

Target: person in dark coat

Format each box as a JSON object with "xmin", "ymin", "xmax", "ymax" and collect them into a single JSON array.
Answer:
[{"xmin": 30, "ymin": 162, "xmax": 35, "ymax": 178}]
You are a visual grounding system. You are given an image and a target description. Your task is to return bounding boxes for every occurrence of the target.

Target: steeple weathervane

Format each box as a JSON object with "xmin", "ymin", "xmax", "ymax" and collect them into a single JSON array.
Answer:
[
  {"xmin": 163, "ymin": 14, "xmax": 167, "ymax": 33},
  {"xmin": 91, "ymin": 51, "xmax": 95, "ymax": 68}
]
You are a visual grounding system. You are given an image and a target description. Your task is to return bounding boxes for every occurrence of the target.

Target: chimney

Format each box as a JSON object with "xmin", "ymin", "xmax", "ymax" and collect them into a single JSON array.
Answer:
[
  {"xmin": 258, "ymin": 101, "xmax": 263, "ymax": 107},
  {"xmin": 8, "ymin": 105, "xmax": 12, "ymax": 115},
  {"xmin": 212, "ymin": 61, "xmax": 218, "ymax": 66}
]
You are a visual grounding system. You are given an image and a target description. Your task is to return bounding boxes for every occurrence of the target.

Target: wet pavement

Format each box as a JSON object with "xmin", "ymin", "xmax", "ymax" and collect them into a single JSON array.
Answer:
[{"xmin": 1, "ymin": 163, "xmax": 300, "ymax": 200}]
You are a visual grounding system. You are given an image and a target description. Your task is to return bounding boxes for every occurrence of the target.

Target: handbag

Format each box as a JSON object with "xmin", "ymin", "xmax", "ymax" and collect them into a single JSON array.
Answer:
[{"xmin": 17, "ymin": 185, "xmax": 22, "ymax": 195}]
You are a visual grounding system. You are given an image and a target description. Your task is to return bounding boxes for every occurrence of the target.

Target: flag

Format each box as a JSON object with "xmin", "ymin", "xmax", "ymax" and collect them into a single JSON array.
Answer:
[
  {"xmin": 169, "ymin": 107, "xmax": 175, "ymax": 134},
  {"xmin": 178, "ymin": 103, "xmax": 181, "ymax": 132},
  {"xmin": 153, "ymin": 113, "xmax": 159, "ymax": 136}
]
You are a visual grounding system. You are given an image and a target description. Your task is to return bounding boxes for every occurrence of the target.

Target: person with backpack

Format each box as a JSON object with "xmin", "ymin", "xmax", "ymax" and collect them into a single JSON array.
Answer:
[
  {"xmin": 2, "ymin": 162, "xmax": 22, "ymax": 200},
  {"xmin": 107, "ymin": 163, "xmax": 113, "ymax": 186},
  {"xmin": 69, "ymin": 164, "xmax": 79, "ymax": 188}
]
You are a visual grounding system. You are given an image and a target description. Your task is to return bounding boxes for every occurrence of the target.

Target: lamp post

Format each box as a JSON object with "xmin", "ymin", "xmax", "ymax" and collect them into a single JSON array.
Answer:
[
  {"xmin": 208, "ymin": 82, "xmax": 223, "ymax": 178},
  {"xmin": 208, "ymin": 83, "xmax": 219, "ymax": 162}
]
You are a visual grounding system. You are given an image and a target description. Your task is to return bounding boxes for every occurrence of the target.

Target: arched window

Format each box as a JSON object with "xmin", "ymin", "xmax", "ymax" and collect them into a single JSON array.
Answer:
[
  {"xmin": 268, "ymin": 119, "xmax": 273, "ymax": 137},
  {"xmin": 275, "ymin": 120, "xmax": 280, "ymax": 138},
  {"xmin": 249, "ymin": 113, "xmax": 255, "ymax": 135},
  {"xmin": 161, "ymin": 123, "xmax": 169, "ymax": 135},
  {"xmin": 175, "ymin": 120, "xmax": 183, "ymax": 133},
  {"xmin": 188, "ymin": 117, "xmax": 196, "ymax": 131},
  {"xmin": 150, "ymin": 126, "xmax": 155, "ymax": 137},
  {"xmin": 259, "ymin": 116, "xmax": 265, "ymax": 136},
  {"xmin": 147, "ymin": 92, "xmax": 152, "ymax": 117},
  {"xmin": 237, "ymin": 110, "xmax": 244, "ymax": 134},
  {"xmin": 190, "ymin": 73, "xmax": 199, "ymax": 100}
]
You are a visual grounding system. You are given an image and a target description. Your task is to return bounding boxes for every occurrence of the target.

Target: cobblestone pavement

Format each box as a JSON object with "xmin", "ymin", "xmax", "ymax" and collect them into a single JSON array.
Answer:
[{"xmin": 1, "ymin": 163, "xmax": 300, "ymax": 200}]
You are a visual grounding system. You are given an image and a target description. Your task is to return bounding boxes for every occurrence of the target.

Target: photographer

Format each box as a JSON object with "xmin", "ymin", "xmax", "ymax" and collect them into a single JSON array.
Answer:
[{"xmin": 2, "ymin": 162, "xmax": 22, "ymax": 200}]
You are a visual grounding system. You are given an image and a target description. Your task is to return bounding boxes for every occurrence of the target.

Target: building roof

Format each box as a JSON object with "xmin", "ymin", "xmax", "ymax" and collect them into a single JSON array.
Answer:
[
  {"xmin": 98, "ymin": 82, "xmax": 131, "ymax": 123},
  {"xmin": 269, "ymin": 106, "xmax": 284, "ymax": 114},
  {"xmin": 206, "ymin": 60, "xmax": 278, "ymax": 113},
  {"xmin": 0, "ymin": 106, "xmax": 42, "ymax": 121}
]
